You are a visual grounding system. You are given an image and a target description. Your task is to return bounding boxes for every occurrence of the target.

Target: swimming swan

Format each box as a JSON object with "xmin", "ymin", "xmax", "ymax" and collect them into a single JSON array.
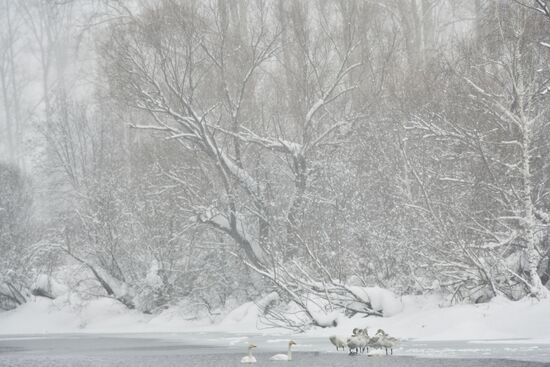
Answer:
[
  {"xmin": 241, "ymin": 343, "xmax": 257, "ymax": 363},
  {"xmin": 270, "ymin": 340, "xmax": 296, "ymax": 361},
  {"xmin": 328, "ymin": 335, "xmax": 346, "ymax": 351}
]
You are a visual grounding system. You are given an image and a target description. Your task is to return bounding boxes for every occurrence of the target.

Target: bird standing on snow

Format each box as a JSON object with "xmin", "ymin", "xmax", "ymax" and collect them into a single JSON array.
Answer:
[
  {"xmin": 347, "ymin": 332, "xmax": 362, "ymax": 354},
  {"xmin": 374, "ymin": 329, "xmax": 399, "ymax": 355},
  {"xmin": 367, "ymin": 333, "xmax": 380, "ymax": 349},
  {"xmin": 270, "ymin": 340, "xmax": 297, "ymax": 361},
  {"xmin": 241, "ymin": 343, "xmax": 257, "ymax": 363},
  {"xmin": 358, "ymin": 328, "xmax": 369, "ymax": 353},
  {"xmin": 329, "ymin": 335, "xmax": 346, "ymax": 351},
  {"xmin": 348, "ymin": 328, "xmax": 369, "ymax": 354}
]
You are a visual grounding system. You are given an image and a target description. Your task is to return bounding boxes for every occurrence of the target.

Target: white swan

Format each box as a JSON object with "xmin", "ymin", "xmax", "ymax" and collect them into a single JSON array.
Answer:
[
  {"xmin": 241, "ymin": 343, "xmax": 257, "ymax": 364},
  {"xmin": 374, "ymin": 329, "xmax": 399, "ymax": 355},
  {"xmin": 347, "ymin": 334, "xmax": 362, "ymax": 354},
  {"xmin": 367, "ymin": 330, "xmax": 384, "ymax": 355},
  {"xmin": 270, "ymin": 340, "xmax": 296, "ymax": 361},
  {"xmin": 348, "ymin": 328, "xmax": 369, "ymax": 354},
  {"xmin": 328, "ymin": 335, "xmax": 346, "ymax": 351},
  {"xmin": 358, "ymin": 328, "xmax": 369, "ymax": 353}
]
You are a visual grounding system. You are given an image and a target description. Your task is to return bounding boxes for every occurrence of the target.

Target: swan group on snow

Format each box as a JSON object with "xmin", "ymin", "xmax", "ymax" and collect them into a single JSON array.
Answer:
[
  {"xmin": 240, "ymin": 329, "xmax": 399, "ymax": 363},
  {"xmin": 329, "ymin": 328, "xmax": 399, "ymax": 356}
]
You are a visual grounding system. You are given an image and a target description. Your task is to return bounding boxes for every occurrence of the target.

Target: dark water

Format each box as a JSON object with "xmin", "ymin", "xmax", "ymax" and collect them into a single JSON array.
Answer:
[{"xmin": 0, "ymin": 334, "xmax": 548, "ymax": 367}]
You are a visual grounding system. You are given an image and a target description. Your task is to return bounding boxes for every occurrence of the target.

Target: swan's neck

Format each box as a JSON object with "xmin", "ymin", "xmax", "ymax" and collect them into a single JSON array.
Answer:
[
  {"xmin": 248, "ymin": 349, "xmax": 253, "ymax": 358},
  {"xmin": 287, "ymin": 345, "xmax": 292, "ymax": 360}
]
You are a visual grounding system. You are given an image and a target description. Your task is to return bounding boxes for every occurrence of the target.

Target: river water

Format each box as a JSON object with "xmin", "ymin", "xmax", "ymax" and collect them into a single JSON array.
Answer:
[{"xmin": 0, "ymin": 333, "xmax": 548, "ymax": 366}]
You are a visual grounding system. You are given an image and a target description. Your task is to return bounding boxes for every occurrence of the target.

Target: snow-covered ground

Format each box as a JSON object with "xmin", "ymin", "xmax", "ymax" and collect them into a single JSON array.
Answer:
[
  {"xmin": 1, "ymin": 293, "xmax": 549, "ymax": 345},
  {"xmin": 2, "ymin": 294, "xmax": 550, "ymax": 363},
  {"xmin": 307, "ymin": 294, "xmax": 550, "ymax": 343}
]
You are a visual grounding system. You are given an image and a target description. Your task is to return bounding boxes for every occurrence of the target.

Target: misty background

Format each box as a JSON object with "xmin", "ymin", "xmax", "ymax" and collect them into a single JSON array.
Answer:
[{"xmin": 1, "ymin": 0, "xmax": 550, "ymax": 331}]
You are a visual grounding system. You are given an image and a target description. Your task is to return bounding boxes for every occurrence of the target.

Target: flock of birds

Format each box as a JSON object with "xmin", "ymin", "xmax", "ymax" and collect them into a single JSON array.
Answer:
[
  {"xmin": 240, "ymin": 329, "xmax": 399, "ymax": 363},
  {"xmin": 329, "ymin": 328, "xmax": 399, "ymax": 356}
]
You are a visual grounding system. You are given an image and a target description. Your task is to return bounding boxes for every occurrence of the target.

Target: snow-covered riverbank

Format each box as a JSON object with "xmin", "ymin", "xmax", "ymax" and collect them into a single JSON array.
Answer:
[{"xmin": 1, "ymin": 293, "xmax": 549, "ymax": 345}]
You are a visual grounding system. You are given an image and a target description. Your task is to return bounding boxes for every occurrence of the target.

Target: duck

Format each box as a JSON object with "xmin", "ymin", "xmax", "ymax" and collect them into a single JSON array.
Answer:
[
  {"xmin": 270, "ymin": 340, "xmax": 296, "ymax": 361},
  {"xmin": 374, "ymin": 329, "xmax": 399, "ymax": 355},
  {"xmin": 241, "ymin": 343, "xmax": 257, "ymax": 363}
]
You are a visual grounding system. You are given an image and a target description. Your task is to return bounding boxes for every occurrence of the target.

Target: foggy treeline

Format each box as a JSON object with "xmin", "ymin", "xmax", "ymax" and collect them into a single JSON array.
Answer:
[{"xmin": 1, "ymin": 0, "xmax": 550, "ymax": 330}]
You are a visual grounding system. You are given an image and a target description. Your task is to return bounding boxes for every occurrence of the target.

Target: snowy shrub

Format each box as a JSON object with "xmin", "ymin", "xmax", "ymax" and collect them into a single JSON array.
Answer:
[{"xmin": 0, "ymin": 163, "xmax": 34, "ymax": 309}]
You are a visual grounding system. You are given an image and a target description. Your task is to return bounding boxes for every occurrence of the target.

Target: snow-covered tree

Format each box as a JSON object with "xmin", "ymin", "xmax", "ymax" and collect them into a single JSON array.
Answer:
[{"xmin": 0, "ymin": 163, "xmax": 33, "ymax": 309}]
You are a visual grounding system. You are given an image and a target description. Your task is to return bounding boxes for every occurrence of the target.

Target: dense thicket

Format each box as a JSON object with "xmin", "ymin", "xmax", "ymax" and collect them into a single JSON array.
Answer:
[{"xmin": 1, "ymin": 0, "xmax": 549, "ymax": 330}]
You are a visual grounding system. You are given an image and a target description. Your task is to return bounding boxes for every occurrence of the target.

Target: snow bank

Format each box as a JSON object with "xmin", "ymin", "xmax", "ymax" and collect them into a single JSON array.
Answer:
[
  {"xmin": 305, "ymin": 294, "xmax": 550, "ymax": 343},
  {"xmin": 0, "ymin": 297, "xmax": 80, "ymax": 334},
  {"xmin": 217, "ymin": 302, "xmax": 261, "ymax": 331},
  {"xmin": 2, "ymin": 291, "xmax": 550, "ymax": 344},
  {"xmin": 217, "ymin": 292, "xmax": 281, "ymax": 332},
  {"xmin": 0, "ymin": 293, "xmax": 272, "ymax": 335},
  {"xmin": 347, "ymin": 286, "xmax": 403, "ymax": 316}
]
